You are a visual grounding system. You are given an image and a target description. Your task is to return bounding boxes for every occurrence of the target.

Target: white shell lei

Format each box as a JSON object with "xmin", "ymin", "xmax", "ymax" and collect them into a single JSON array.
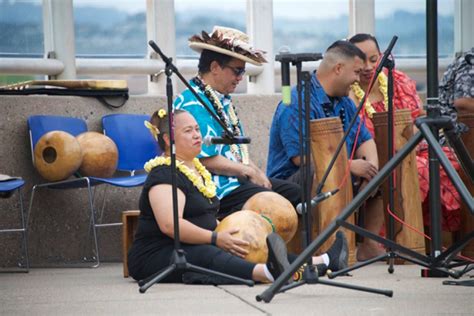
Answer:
[{"xmin": 203, "ymin": 85, "xmax": 250, "ymax": 165}]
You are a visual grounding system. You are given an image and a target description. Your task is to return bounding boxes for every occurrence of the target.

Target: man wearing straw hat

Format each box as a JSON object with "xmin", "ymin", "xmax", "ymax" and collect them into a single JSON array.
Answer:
[
  {"xmin": 174, "ymin": 27, "xmax": 350, "ymax": 277},
  {"xmin": 173, "ymin": 26, "xmax": 302, "ymax": 219}
]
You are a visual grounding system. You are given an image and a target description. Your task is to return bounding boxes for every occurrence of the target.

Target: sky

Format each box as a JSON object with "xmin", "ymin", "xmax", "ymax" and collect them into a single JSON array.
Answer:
[{"xmin": 73, "ymin": 0, "xmax": 455, "ymax": 19}]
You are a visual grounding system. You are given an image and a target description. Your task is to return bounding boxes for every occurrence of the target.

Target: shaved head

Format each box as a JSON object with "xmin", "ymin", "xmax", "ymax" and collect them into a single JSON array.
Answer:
[
  {"xmin": 320, "ymin": 40, "xmax": 366, "ymax": 71},
  {"xmin": 317, "ymin": 40, "xmax": 366, "ymax": 97}
]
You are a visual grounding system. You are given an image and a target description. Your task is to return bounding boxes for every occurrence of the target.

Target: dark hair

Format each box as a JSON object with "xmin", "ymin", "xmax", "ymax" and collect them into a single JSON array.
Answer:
[
  {"xmin": 149, "ymin": 109, "xmax": 187, "ymax": 151},
  {"xmin": 198, "ymin": 49, "xmax": 233, "ymax": 74},
  {"xmin": 349, "ymin": 33, "xmax": 381, "ymax": 52},
  {"xmin": 326, "ymin": 40, "xmax": 366, "ymax": 61}
]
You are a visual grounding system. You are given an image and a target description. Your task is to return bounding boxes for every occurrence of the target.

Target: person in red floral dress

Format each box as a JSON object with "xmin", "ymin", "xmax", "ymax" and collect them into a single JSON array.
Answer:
[{"xmin": 348, "ymin": 33, "xmax": 461, "ymax": 235}]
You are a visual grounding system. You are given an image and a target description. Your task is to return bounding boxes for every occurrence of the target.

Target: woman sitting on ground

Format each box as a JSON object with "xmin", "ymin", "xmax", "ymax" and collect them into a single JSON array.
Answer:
[{"xmin": 127, "ymin": 109, "xmax": 349, "ymax": 284}]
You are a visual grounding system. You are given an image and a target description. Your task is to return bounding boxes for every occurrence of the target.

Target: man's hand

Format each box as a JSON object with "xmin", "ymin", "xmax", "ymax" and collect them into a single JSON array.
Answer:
[
  {"xmin": 244, "ymin": 165, "xmax": 272, "ymax": 188},
  {"xmin": 350, "ymin": 159, "xmax": 378, "ymax": 181}
]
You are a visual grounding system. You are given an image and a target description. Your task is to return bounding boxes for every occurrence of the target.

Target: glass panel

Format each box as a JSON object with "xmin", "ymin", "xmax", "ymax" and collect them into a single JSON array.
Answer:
[
  {"xmin": 0, "ymin": 0, "xmax": 43, "ymax": 55},
  {"xmin": 273, "ymin": 0, "xmax": 349, "ymax": 54},
  {"xmin": 175, "ymin": 0, "xmax": 246, "ymax": 58},
  {"xmin": 375, "ymin": 0, "xmax": 454, "ymax": 58},
  {"xmin": 73, "ymin": 0, "xmax": 146, "ymax": 57}
]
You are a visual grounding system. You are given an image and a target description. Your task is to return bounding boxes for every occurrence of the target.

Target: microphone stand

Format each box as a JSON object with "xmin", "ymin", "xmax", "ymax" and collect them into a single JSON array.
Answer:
[
  {"xmin": 329, "ymin": 41, "xmax": 400, "ymax": 278},
  {"xmin": 138, "ymin": 41, "xmax": 254, "ymax": 293}
]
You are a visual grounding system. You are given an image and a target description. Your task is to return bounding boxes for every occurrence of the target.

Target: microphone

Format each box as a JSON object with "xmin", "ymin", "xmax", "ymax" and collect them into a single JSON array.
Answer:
[
  {"xmin": 203, "ymin": 136, "xmax": 251, "ymax": 146},
  {"xmin": 276, "ymin": 49, "xmax": 323, "ymax": 106},
  {"xmin": 276, "ymin": 46, "xmax": 292, "ymax": 105},
  {"xmin": 465, "ymin": 52, "xmax": 473, "ymax": 66},
  {"xmin": 295, "ymin": 188, "xmax": 339, "ymax": 215}
]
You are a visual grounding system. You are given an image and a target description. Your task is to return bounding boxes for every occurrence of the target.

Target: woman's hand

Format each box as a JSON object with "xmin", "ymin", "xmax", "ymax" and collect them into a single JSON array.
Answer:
[{"xmin": 215, "ymin": 228, "xmax": 250, "ymax": 258}]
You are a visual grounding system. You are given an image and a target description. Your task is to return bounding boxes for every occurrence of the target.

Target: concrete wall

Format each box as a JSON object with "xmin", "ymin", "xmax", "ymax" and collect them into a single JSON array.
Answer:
[{"xmin": 0, "ymin": 94, "xmax": 280, "ymax": 267}]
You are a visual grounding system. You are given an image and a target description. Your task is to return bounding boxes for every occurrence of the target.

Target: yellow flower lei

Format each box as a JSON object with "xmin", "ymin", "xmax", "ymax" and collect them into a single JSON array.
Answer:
[
  {"xmin": 351, "ymin": 72, "xmax": 388, "ymax": 118},
  {"xmin": 204, "ymin": 85, "xmax": 250, "ymax": 165},
  {"xmin": 144, "ymin": 156, "xmax": 216, "ymax": 199}
]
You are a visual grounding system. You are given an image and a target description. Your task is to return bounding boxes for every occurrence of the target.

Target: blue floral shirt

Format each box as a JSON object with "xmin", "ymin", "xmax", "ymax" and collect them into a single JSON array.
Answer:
[{"xmin": 173, "ymin": 79, "xmax": 244, "ymax": 199}]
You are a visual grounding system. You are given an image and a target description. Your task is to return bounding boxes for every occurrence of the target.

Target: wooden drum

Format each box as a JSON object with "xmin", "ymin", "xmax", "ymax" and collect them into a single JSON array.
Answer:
[
  {"xmin": 287, "ymin": 117, "xmax": 356, "ymax": 264},
  {"xmin": 458, "ymin": 113, "xmax": 474, "ymax": 258},
  {"xmin": 372, "ymin": 109, "xmax": 425, "ymax": 255}
]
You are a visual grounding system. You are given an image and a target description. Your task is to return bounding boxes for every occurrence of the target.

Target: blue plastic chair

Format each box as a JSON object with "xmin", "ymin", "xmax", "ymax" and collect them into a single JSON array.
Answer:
[
  {"xmin": 102, "ymin": 114, "xmax": 159, "ymax": 175},
  {"xmin": 91, "ymin": 114, "xmax": 159, "ymax": 243},
  {"xmin": 0, "ymin": 178, "xmax": 29, "ymax": 272},
  {"xmin": 27, "ymin": 115, "xmax": 102, "ymax": 266},
  {"xmin": 27, "ymin": 114, "xmax": 159, "ymax": 267}
]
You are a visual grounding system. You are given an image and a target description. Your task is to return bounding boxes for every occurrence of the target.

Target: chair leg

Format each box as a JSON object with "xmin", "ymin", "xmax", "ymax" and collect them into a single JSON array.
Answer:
[
  {"xmin": 28, "ymin": 179, "xmax": 100, "ymax": 268},
  {"xmin": 97, "ymin": 185, "xmax": 109, "ymax": 224},
  {"xmin": 18, "ymin": 188, "xmax": 29, "ymax": 272},
  {"xmin": 25, "ymin": 184, "xmax": 38, "ymax": 268},
  {"xmin": 83, "ymin": 187, "xmax": 97, "ymax": 262},
  {"xmin": 85, "ymin": 179, "xmax": 100, "ymax": 268}
]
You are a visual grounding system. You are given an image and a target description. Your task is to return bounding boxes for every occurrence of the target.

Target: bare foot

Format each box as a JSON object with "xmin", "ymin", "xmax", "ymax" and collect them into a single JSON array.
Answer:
[{"xmin": 356, "ymin": 242, "xmax": 386, "ymax": 261}]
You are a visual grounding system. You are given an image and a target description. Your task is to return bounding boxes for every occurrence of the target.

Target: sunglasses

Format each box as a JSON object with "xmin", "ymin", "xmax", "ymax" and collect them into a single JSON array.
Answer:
[{"xmin": 224, "ymin": 65, "xmax": 246, "ymax": 77}]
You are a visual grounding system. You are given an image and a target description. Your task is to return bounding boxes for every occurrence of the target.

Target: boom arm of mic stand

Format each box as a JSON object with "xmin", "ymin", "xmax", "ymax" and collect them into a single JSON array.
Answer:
[
  {"xmin": 148, "ymin": 40, "xmax": 234, "ymax": 140},
  {"xmin": 314, "ymin": 36, "xmax": 398, "ymax": 196}
]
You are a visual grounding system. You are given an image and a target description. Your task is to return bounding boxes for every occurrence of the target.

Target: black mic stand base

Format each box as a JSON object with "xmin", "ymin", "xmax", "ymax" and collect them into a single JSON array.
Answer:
[
  {"xmin": 138, "ymin": 249, "xmax": 254, "ymax": 293},
  {"xmin": 255, "ymin": 264, "xmax": 393, "ymax": 303},
  {"xmin": 443, "ymin": 279, "xmax": 474, "ymax": 287}
]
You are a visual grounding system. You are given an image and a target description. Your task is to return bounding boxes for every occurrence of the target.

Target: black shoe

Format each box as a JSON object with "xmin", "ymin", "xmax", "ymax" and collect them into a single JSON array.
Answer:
[
  {"xmin": 266, "ymin": 233, "xmax": 291, "ymax": 282},
  {"xmin": 293, "ymin": 264, "xmax": 328, "ymax": 281},
  {"xmin": 326, "ymin": 231, "xmax": 349, "ymax": 272},
  {"xmin": 316, "ymin": 264, "xmax": 328, "ymax": 276}
]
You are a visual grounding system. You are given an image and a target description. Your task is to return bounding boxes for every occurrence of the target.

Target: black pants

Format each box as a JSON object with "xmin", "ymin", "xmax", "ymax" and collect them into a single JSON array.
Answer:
[
  {"xmin": 129, "ymin": 243, "xmax": 256, "ymax": 283},
  {"xmin": 219, "ymin": 178, "xmax": 301, "ymax": 218},
  {"xmin": 130, "ymin": 243, "xmax": 300, "ymax": 284}
]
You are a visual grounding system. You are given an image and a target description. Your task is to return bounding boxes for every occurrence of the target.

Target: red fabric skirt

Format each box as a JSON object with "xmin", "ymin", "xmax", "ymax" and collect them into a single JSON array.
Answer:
[{"xmin": 416, "ymin": 144, "xmax": 461, "ymax": 232}]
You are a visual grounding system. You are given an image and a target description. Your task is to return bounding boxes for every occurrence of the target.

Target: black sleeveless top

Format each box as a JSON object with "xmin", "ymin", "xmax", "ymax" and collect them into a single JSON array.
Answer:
[{"xmin": 128, "ymin": 165, "xmax": 219, "ymax": 271}]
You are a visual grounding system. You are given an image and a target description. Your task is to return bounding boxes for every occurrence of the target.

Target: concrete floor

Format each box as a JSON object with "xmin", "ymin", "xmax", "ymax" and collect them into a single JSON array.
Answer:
[{"xmin": 1, "ymin": 262, "xmax": 473, "ymax": 315}]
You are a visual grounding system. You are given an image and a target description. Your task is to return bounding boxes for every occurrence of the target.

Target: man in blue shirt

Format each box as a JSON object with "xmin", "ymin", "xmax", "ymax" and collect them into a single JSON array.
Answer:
[{"xmin": 267, "ymin": 40, "xmax": 384, "ymax": 261}]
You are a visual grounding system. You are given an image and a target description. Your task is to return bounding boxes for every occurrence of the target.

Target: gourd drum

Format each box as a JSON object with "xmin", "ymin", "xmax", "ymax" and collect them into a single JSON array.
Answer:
[
  {"xmin": 215, "ymin": 210, "xmax": 273, "ymax": 264},
  {"xmin": 76, "ymin": 132, "xmax": 118, "ymax": 178},
  {"xmin": 34, "ymin": 131, "xmax": 83, "ymax": 181},
  {"xmin": 242, "ymin": 191, "xmax": 298, "ymax": 243}
]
